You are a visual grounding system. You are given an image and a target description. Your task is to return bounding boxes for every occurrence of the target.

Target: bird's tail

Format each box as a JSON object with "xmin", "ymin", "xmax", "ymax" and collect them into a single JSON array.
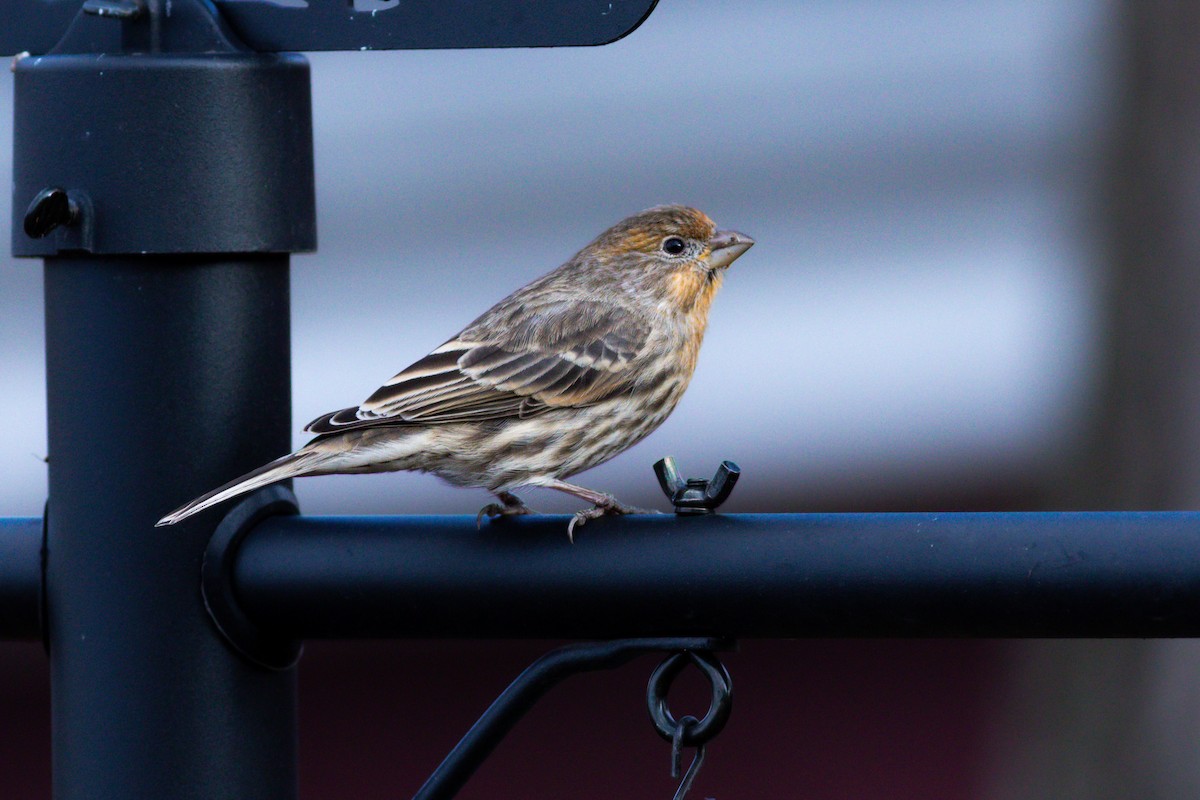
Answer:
[{"xmin": 155, "ymin": 449, "xmax": 329, "ymax": 527}]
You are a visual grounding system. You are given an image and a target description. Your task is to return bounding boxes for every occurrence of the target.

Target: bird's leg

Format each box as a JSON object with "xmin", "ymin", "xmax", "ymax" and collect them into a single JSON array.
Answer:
[
  {"xmin": 476, "ymin": 491, "xmax": 535, "ymax": 528},
  {"xmin": 540, "ymin": 479, "xmax": 649, "ymax": 541}
]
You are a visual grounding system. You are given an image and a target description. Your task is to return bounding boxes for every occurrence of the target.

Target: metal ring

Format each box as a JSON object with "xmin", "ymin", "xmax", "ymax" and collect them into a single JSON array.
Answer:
[{"xmin": 647, "ymin": 650, "xmax": 733, "ymax": 746}]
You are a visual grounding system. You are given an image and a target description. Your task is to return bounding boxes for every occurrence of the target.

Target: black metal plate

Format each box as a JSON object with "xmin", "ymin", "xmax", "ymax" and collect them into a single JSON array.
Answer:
[{"xmin": 2, "ymin": 0, "xmax": 660, "ymax": 55}]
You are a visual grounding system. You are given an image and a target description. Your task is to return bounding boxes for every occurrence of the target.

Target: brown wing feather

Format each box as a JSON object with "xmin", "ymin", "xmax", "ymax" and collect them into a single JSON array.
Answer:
[{"xmin": 304, "ymin": 301, "xmax": 651, "ymax": 434}]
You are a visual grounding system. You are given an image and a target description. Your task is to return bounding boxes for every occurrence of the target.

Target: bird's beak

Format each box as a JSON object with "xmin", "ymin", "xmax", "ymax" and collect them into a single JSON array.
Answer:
[{"xmin": 707, "ymin": 229, "xmax": 755, "ymax": 270}]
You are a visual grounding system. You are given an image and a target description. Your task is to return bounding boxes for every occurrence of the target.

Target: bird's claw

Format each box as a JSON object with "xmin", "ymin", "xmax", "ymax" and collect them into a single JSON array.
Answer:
[
  {"xmin": 476, "ymin": 500, "xmax": 534, "ymax": 529},
  {"xmin": 476, "ymin": 504, "xmax": 500, "ymax": 528},
  {"xmin": 565, "ymin": 497, "xmax": 649, "ymax": 542},
  {"xmin": 566, "ymin": 506, "xmax": 607, "ymax": 542}
]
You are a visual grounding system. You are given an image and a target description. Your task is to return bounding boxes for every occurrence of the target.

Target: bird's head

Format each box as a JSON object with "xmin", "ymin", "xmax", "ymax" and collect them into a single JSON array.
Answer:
[{"xmin": 584, "ymin": 205, "xmax": 754, "ymax": 315}]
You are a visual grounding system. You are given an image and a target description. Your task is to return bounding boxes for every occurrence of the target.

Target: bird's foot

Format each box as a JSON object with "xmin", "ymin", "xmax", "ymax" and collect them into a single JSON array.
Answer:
[
  {"xmin": 566, "ymin": 494, "xmax": 650, "ymax": 542},
  {"xmin": 476, "ymin": 492, "xmax": 535, "ymax": 528}
]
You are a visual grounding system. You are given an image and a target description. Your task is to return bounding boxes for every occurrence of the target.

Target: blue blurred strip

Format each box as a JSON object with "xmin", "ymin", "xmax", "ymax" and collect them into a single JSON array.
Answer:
[{"xmin": 0, "ymin": 517, "xmax": 42, "ymax": 641}]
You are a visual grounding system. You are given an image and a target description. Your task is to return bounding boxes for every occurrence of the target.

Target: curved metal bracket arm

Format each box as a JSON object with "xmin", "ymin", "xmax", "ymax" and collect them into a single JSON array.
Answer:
[{"xmin": 413, "ymin": 637, "xmax": 733, "ymax": 800}]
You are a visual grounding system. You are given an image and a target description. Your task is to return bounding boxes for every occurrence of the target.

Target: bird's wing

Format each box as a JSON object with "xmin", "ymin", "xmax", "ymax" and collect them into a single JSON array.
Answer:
[{"xmin": 305, "ymin": 300, "xmax": 651, "ymax": 433}]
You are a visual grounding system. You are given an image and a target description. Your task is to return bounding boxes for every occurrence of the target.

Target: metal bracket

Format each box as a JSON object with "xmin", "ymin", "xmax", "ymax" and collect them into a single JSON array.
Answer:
[
  {"xmin": 202, "ymin": 484, "xmax": 302, "ymax": 670},
  {"xmin": 413, "ymin": 637, "xmax": 734, "ymax": 800}
]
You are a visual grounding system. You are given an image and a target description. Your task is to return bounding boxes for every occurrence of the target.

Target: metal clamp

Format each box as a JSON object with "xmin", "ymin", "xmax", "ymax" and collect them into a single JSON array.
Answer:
[{"xmin": 202, "ymin": 484, "xmax": 302, "ymax": 670}]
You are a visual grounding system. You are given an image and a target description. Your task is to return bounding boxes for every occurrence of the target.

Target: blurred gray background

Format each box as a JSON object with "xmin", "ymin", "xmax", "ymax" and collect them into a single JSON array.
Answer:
[
  {"xmin": 0, "ymin": 0, "xmax": 1111, "ymax": 517},
  {"xmin": 7, "ymin": 1, "xmax": 1200, "ymax": 798}
]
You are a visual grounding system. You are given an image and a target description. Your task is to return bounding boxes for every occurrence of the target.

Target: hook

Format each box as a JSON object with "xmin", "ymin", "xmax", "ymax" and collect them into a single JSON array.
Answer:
[{"xmin": 670, "ymin": 716, "xmax": 705, "ymax": 800}]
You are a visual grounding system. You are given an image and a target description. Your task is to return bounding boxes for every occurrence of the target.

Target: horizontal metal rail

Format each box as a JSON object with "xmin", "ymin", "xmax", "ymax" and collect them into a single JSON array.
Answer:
[
  {"xmin": 230, "ymin": 511, "xmax": 1200, "ymax": 639},
  {"xmin": 5, "ymin": 511, "xmax": 1200, "ymax": 641}
]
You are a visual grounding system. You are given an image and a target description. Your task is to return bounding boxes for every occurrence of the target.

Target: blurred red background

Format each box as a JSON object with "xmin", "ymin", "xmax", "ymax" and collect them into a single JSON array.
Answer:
[{"xmin": 0, "ymin": 639, "xmax": 1002, "ymax": 798}]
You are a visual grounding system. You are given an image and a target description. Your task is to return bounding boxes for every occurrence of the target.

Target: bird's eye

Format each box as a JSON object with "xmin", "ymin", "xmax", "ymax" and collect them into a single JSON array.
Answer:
[{"xmin": 662, "ymin": 237, "xmax": 687, "ymax": 256}]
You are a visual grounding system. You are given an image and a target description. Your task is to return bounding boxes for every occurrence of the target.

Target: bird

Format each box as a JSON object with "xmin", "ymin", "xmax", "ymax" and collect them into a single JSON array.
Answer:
[{"xmin": 157, "ymin": 205, "xmax": 754, "ymax": 538}]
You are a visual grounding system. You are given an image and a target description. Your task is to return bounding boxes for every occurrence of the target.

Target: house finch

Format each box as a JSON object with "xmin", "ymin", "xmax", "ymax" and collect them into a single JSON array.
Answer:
[{"xmin": 157, "ymin": 205, "xmax": 753, "ymax": 537}]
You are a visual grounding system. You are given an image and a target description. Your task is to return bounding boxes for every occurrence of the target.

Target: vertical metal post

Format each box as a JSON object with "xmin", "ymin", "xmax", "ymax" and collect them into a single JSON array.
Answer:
[
  {"xmin": 12, "ymin": 5, "xmax": 316, "ymax": 795},
  {"xmin": 44, "ymin": 256, "xmax": 298, "ymax": 798}
]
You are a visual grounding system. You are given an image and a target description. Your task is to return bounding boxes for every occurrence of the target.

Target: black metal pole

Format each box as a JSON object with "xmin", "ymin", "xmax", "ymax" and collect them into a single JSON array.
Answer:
[
  {"xmin": 13, "ymin": 5, "xmax": 316, "ymax": 793},
  {"xmin": 226, "ymin": 511, "xmax": 1200, "ymax": 638},
  {"xmin": 43, "ymin": 256, "xmax": 298, "ymax": 798}
]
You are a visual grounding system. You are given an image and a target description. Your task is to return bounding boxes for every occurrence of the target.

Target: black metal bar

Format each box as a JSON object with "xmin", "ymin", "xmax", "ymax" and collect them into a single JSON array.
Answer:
[
  {"xmin": 0, "ymin": 517, "xmax": 42, "ymax": 641},
  {"xmin": 230, "ymin": 511, "xmax": 1200, "ymax": 638},
  {"xmin": 215, "ymin": 0, "xmax": 659, "ymax": 53},
  {"xmin": 1, "ymin": 0, "xmax": 661, "ymax": 56},
  {"xmin": 413, "ymin": 637, "xmax": 726, "ymax": 800}
]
